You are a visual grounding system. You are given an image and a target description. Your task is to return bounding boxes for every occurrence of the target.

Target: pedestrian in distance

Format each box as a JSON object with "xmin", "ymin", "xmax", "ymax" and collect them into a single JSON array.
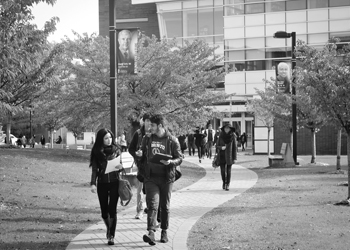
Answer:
[
  {"xmin": 216, "ymin": 124, "xmax": 237, "ymax": 191},
  {"xmin": 55, "ymin": 135, "xmax": 62, "ymax": 144},
  {"xmin": 187, "ymin": 131, "xmax": 196, "ymax": 156},
  {"xmin": 138, "ymin": 114, "xmax": 182, "ymax": 246},
  {"xmin": 240, "ymin": 132, "xmax": 247, "ymax": 151},
  {"xmin": 90, "ymin": 128, "xmax": 123, "ymax": 245},
  {"xmin": 40, "ymin": 135, "xmax": 46, "ymax": 148},
  {"xmin": 204, "ymin": 124, "xmax": 215, "ymax": 159},
  {"xmin": 30, "ymin": 135, "xmax": 35, "ymax": 148},
  {"xmin": 21, "ymin": 135, "xmax": 27, "ymax": 148},
  {"xmin": 194, "ymin": 127, "xmax": 206, "ymax": 163},
  {"xmin": 128, "ymin": 113, "xmax": 152, "ymax": 220},
  {"xmin": 177, "ymin": 133, "xmax": 187, "ymax": 157}
]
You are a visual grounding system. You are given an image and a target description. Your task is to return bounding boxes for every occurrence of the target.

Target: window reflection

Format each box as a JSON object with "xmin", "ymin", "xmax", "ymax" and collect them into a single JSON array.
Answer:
[
  {"xmin": 215, "ymin": 36, "xmax": 224, "ymax": 56},
  {"xmin": 265, "ymin": 48, "xmax": 288, "ymax": 58},
  {"xmin": 265, "ymin": 1, "xmax": 286, "ymax": 12},
  {"xmin": 307, "ymin": 0, "xmax": 328, "ymax": 8},
  {"xmin": 225, "ymin": 39, "xmax": 245, "ymax": 49},
  {"xmin": 214, "ymin": 7, "xmax": 224, "ymax": 34},
  {"xmin": 162, "ymin": 12, "xmax": 182, "ymax": 38},
  {"xmin": 286, "ymin": 0, "xmax": 307, "ymax": 11},
  {"xmin": 199, "ymin": 9, "xmax": 214, "ymax": 36},
  {"xmin": 183, "ymin": 10, "xmax": 197, "ymax": 37},
  {"xmin": 225, "ymin": 5, "xmax": 244, "ymax": 15},
  {"xmin": 245, "ymin": 3, "xmax": 264, "ymax": 14},
  {"xmin": 330, "ymin": 0, "xmax": 350, "ymax": 7}
]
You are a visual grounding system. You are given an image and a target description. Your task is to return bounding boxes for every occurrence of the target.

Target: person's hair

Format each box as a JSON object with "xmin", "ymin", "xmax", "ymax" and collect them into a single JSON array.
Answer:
[
  {"xmin": 118, "ymin": 29, "xmax": 131, "ymax": 39},
  {"xmin": 89, "ymin": 128, "xmax": 116, "ymax": 167},
  {"xmin": 150, "ymin": 114, "xmax": 165, "ymax": 127},
  {"xmin": 142, "ymin": 112, "xmax": 151, "ymax": 121}
]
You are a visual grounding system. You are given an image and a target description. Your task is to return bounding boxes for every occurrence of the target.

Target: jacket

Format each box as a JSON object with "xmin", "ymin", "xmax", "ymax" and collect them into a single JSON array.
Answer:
[
  {"xmin": 216, "ymin": 132, "xmax": 237, "ymax": 165},
  {"xmin": 140, "ymin": 130, "xmax": 182, "ymax": 183},
  {"xmin": 90, "ymin": 147, "xmax": 121, "ymax": 186},
  {"xmin": 128, "ymin": 126, "xmax": 145, "ymax": 166}
]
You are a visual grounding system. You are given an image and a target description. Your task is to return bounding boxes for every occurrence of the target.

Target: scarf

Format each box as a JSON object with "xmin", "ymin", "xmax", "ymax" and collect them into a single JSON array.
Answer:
[{"xmin": 222, "ymin": 131, "xmax": 234, "ymax": 144}]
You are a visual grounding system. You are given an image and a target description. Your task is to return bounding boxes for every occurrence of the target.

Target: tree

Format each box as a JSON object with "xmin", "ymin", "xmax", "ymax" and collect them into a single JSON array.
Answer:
[
  {"xmin": 295, "ymin": 39, "xmax": 350, "ymax": 202},
  {"xmin": 59, "ymin": 33, "xmax": 227, "ymax": 136},
  {"xmin": 0, "ymin": 0, "xmax": 62, "ymax": 143}
]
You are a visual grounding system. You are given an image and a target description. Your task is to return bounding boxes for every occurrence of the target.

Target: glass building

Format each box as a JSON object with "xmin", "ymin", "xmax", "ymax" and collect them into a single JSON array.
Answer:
[{"xmin": 130, "ymin": 0, "xmax": 350, "ymax": 153}]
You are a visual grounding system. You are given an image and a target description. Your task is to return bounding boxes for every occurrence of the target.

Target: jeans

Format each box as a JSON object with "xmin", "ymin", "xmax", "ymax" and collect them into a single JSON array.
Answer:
[
  {"xmin": 136, "ymin": 179, "xmax": 144, "ymax": 213},
  {"xmin": 144, "ymin": 177, "xmax": 173, "ymax": 231},
  {"xmin": 188, "ymin": 142, "xmax": 195, "ymax": 156},
  {"xmin": 207, "ymin": 141, "xmax": 213, "ymax": 158},
  {"xmin": 97, "ymin": 182, "xmax": 119, "ymax": 219},
  {"xmin": 196, "ymin": 145, "xmax": 202, "ymax": 159},
  {"xmin": 219, "ymin": 164, "xmax": 232, "ymax": 185}
]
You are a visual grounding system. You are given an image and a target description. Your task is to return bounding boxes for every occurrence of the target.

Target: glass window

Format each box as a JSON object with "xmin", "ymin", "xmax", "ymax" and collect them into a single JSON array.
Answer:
[
  {"xmin": 286, "ymin": 23, "xmax": 307, "ymax": 34},
  {"xmin": 246, "ymin": 60, "xmax": 266, "ymax": 71},
  {"xmin": 246, "ymin": 49, "xmax": 265, "ymax": 60},
  {"xmin": 246, "ymin": 37, "xmax": 264, "ymax": 48},
  {"xmin": 183, "ymin": 10, "xmax": 197, "ymax": 37},
  {"xmin": 245, "ymin": 3, "xmax": 264, "ymax": 14},
  {"xmin": 330, "ymin": 20, "xmax": 350, "ymax": 32},
  {"xmin": 225, "ymin": 61, "xmax": 245, "ymax": 72},
  {"xmin": 199, "ymin": 9, "xmax": 214, "ymax": 36},
  {"xmin": 286, "ymin": 11, "xmax": 307, "ymax": 23},
  {"xmin": 225, "ymin": 16, "xmax": 244, "ymax": 28},
  {"xmin": 225, "ymin": 39, "xmax": 245, "ymax": 49},
  {"xmin": 215, "ymin": 36, "xmax": 224, "ymax": 56},
  {"xmin": 265, "ymin": 1, "xmax": 286, "ymax": 12},
  {"xmin": 161, "ymin": 12, "xmax": 182, "ymax": 38},
  {"xmin": 307, "ymin": 21, "xmax": 328, "ymax": 33},
  {"xmin": 214, "ymin": 0, "xmax": 223, "ymax": 6},
  {"xmin": 286, "ymin": 0, "xmax": 306, "ymax": 11},
  {"xmin": 330, "ymin": 8, "xmax": 350, "ymax": 19},
  {"xmin": 226, "ymin": 50, "xmax": 245, "ymax": 60},
  {"xmin": 308, "ymin": 33, "xmax": 329, "ymax": 44},
  {"xmin": 183, "ymin": 0, "xmax": 197, "ymax": 8},
  {"xmin": 265, "ymin": 12, "xmax": 285, "ymax": 25},
  {"xmin": 308, "ymin": 9, "xmax": 328, "ymax": 21},
  {"xmin": 224, "ymin": 0, "xmax": 244, "ymax": 4},
  {"xmin": 266, "ymin": 37, "xmax": 286, "ymax": 47},
  {"xmin": 224, "ymin": 5, "xmax": 244, "ymax": 15},
  {"xmin": 245, "ymin": 26, "xmax": 265, "ymax": 37},
  {"xmin": 199, "ymin": 0, "xmax": 213, "ymax": 7},
  {"xmin": 330, "ymin": 0, "xmax": 350, "ymax": 7},
  {"xmin": 265, "ymin": 24, "xmax": 286, "ymax": 37},
  {"xmin": 214, "ymin": 7, "xmax": 224, "ymax": 34},
  {"xmin": 330, "ymin": 32, "xmax": 350, "ymax": 42},
  {"xmin": 245, "ymin": 0, "xmax": 264, "ymax": 2},
  {"xmin": 245, "ymin": 14, "xmax": 264, "ymax": 26},
  {"xmin": 225, "ymin": 27, "xmax": 244, "ymax": 39},
  {"xmin": 158, "ymin": 2, "xmax": 182, "ymax": 11},
  {"xmin": 265, "ymin": 48, "xmax": 288, "ymax": 58},
  {"xmin": 307, "ymin": 0, "xmax": 328, "ymax": 8}
]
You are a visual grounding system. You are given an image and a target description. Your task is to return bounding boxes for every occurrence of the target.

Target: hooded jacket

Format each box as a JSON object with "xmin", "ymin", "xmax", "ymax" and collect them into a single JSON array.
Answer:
[{"xmin": 216, "ymin": 127, "xmax": 237, "ymax": 165}]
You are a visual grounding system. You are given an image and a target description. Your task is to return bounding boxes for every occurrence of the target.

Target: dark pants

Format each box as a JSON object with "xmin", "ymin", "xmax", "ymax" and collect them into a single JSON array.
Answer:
[
  {"xmin": 97, "ymin": 182, "xmax": 119, "ymax": 219},
  {"xmin": 207, "ymin": 141, "xmax": 213, "ymax": 158},
  {"xmin": 188, "ymin": 142, "xmax": 195, "ymax": 156},
  {"xmin": 196, "ymin": 144, "xmax": 202, "ymax": 159},
  {"xmin": 145, "ymin": 177, "xmax": 173, "ymax": 231},
  {"xmin": 220, "ymin": 164, "xmax": 232, "ymax": 185}
]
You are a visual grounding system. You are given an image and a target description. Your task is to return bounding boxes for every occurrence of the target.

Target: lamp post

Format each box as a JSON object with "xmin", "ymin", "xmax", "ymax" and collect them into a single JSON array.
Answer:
[
  {"xmin": 28, "ymin": 105, "xmax": 33, "ymax": 139},
  {"xmin": 273, "ymin": 31, "xmax": 297, "ymax": 165},
  {"xmin": 109, "ymin": 0, "xmax": 117, "ymax": 137}
]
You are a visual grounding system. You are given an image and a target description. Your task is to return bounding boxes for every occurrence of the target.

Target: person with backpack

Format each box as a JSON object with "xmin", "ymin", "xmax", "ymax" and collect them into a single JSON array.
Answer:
[
  {"xmin": 137, "ymin": 114, "xmax": 182, "ymax": 246},
  {"xmin": 128, "ymin": 113, "xmax": 151, "ymax": 220}
]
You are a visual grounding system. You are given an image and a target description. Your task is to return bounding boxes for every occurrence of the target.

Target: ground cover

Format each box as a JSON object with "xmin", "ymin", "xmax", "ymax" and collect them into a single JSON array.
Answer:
[
  {"xmin": 188, "ymin": 154, "xmax": 350, "ymax": 250},
  {"xmin": 0, "ymin": 148, "xmax": 205, "ymax": 250}
]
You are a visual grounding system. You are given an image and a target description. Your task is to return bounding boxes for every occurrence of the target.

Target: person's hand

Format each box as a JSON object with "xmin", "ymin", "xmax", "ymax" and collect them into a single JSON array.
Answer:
[
  {"xmin": 160, "ymin": 160, "xmax": 171, "ymax": 165},
  {"xmin": 222, "ymin": 146, "xmax": 226, "ymax": 150},
  {"xmin": 115, "ymin": 164, "xmax": 123, "ymax": 170},
  {"xmin": 91, "ymin": 185, "xmax": 97, "ymax": 193},
  {"xmin": 136, "ymin": 150, "xmax": 142, "ymax": 157}
]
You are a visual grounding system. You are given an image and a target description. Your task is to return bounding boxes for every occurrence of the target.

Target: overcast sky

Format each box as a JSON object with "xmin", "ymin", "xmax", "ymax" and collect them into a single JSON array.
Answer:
[{"xmin": 31, "ymin": 0, "xmax": 99, "ymax": 42}]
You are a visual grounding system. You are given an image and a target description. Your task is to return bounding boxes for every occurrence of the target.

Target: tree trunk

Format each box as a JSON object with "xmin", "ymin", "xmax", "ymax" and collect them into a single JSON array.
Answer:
[
  {"xmin": 347, "ymin": 132, "xmax": 350, "ymax": 199},
  {"xmin": 311, "ymin": 129, "xmax": 316, "ymax": 163},
  {"xmin": 267, "ymin": 127, "xmax": 271, "ymax": 156},
  {"xmin": 290, "ymin": 129, "xmax": 293, "ymax": 155},
  {"xmin": 6, "ymin": 122, "xmax": 11, "ymax": 145},
  {"xmin": 50, "ymin": 130, "xmax": 54, "ymax": 148},
  {"xmin": 336, "ymin": 128, "xmax": 341, "ymax": 171}
]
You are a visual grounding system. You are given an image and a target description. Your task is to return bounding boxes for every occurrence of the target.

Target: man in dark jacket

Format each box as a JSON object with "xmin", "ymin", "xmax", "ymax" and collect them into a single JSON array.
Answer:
[
  {"xmin": 139, "ymin": 114, "xmax": 182, "ymax": 246},
  {"xmin": 128, "ymin": 113, "xmax": 151, "ymax": 220}
]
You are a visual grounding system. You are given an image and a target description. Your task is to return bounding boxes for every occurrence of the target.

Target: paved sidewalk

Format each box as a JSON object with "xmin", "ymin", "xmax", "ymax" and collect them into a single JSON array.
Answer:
[{"xmin": 66, "ymin": 155, "xmax": 258, "ymax": 250}]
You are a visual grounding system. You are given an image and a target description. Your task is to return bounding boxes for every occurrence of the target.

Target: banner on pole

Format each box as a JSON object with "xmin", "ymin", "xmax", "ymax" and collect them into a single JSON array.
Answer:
[
  {"xmin": 116, "ymin": 28, "xmax": 139, "ymax": 74},
  {"xmin": 275, "ymin": 60, "xmax": 291, "ymax": 94}
]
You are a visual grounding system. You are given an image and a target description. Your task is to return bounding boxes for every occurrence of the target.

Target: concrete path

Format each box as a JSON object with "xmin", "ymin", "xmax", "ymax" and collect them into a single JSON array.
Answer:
[{"xmin": 66, "ymin": 154, "xmax": 258, "ymax": 250}]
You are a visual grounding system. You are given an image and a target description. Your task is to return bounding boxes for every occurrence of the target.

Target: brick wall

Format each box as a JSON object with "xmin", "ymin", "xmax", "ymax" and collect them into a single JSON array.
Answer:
[
  {"xmin": 274, "ymin": 124, "xmax": 347, "ymax": 155},
  {"xmin": 99, "ymin": 0, "xmax": 159, "ymax": 39}
]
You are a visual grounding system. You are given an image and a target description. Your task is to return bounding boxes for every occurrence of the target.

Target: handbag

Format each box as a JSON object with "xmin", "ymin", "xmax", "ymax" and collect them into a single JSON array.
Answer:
[
  {"xmin": 175, "ymin": 166, "xmax": 182, "ymax": 181},
  {"xmin": 118, "ymin": 154, "xmax": 133, "ymax": 206},
  {"xmin": 212, "ymin": 151, "xmax": 220, "ymax": 169}
]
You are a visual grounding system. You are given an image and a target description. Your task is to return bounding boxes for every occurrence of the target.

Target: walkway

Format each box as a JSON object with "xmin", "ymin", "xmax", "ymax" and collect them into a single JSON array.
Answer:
[{"xmin": 66, "ymin": 154, "xmax": 258, "ymax": 250}]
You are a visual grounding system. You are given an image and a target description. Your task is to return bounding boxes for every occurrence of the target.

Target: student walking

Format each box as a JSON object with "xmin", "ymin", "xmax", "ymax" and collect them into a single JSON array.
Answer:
[
  {"xmin": 90, "ymin": 128, "xmax": 123, "ymax": 245},
  {"xmin": 204, "ymin": 124, "xmax": 215, "ymax": 159},
  {"xmin": 40, "ymin": 135, "xmax": 45, "ymax": 148},
  {"xmin": 138, "ymin": 114, "xmax": 182, "ymax": 246},
  {"xmin": 194, "ymin": 127, "xmax": 206, "ymax": 163},
  {"xmin": 187, "ymin": 132, "xmax": 196, "ymax": 156},
  {"xmin": 240, "ymin": 132, "xmax": 247, "ymax": 151},
  {"xmin": 216, "ymin": 124, "xmax": 237, "ymax": 191}
]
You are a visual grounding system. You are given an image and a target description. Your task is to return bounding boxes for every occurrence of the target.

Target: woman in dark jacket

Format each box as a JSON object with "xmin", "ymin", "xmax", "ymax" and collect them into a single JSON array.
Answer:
[
  {"xmin": 90, "ymin": 128, "xmax": 122, "ymax": 245},
  {"xmin": 216, "ymin": 124, "xmax": 237, "ymax": 191}
]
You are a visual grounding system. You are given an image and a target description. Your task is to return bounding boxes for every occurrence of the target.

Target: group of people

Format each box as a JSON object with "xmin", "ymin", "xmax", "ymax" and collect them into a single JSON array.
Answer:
[{"xmin": 89, "ymin": 113, "xmax": 182, "ymax": 246}]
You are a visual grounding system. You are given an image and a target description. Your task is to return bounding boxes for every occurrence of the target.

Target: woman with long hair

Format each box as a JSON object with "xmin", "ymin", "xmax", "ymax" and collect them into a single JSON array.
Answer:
[
  {"xmin": 216, "ymin": 124, "xmax": 237, "ymax": 191},
  {"xmin": 90, "ymin": 128, "xmax": 123, "ymax": 245}
]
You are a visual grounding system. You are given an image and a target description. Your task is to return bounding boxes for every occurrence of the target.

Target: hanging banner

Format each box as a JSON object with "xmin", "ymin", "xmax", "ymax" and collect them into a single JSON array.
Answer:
[
  {"xmin": 116, "ymin": 28, "xmax": 139, "ymax": 74},
  {"xmin": 275, "ymin": 60, "xmax": 292, "ymax": 94}
]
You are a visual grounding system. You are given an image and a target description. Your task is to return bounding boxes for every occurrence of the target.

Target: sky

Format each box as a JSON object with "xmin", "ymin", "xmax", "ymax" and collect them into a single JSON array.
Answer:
[{"xmin": 31, "ymin": 0, "xmax": 99, "ymax": 43}]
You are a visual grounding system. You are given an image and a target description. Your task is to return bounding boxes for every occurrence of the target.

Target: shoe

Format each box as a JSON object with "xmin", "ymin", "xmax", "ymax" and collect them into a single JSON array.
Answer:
[
  {"xmin": 222, "ymin": 183, "xmax": 225, "ymax": 190},
  {"xmin": 160, "ymin": 229, "xmax": 168, "ymax": 243},
  {"xmin": 135, "ymin": 211, "xmax": 143, "ymax": 219},
  {"xmin": 143, "ymin": 230, "xmax": 156, "ymax": 246},
  {"xmin": 144, "ymin": 208, "xmax": 148, "ymax": 214},
  {"xmin": 108, "ymin": 236, "xmax": 114, "ymax": 245},
  {"xmin": 199, "ymin": 159, "xmax": 201, "ymax": 163},
  {"xmin": 225, "ymin": 184, "xmax": 230, "ymax": 191}
]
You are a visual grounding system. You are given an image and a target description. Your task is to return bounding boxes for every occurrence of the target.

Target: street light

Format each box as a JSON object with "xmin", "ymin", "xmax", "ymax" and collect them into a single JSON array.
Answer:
[
  {"xmin": 273, "ymin": 31, "xmax": 298, "ymax": 165},
  {"xmin": 109, "ymin": 0, "xmax": 117, "ymax": 137}
]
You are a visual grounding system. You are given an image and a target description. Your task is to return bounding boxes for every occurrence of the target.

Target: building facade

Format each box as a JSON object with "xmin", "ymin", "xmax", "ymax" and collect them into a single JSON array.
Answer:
[{"xmin": 99, "ymin": 0, "xmax": 350, "ymax": 154}]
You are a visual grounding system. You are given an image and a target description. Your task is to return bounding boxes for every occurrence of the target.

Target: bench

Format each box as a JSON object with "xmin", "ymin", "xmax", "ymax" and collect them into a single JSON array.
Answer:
[
  {"xmin": 268, "ymin": 143, "xmax": 295, "ymax": 168},
  {"xmin": 268, "ymin": 154, "xmax": 284, "ymax": 167}
]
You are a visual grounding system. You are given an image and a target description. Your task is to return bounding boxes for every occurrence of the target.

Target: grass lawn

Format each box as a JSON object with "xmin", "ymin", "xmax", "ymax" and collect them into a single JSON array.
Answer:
[
  {"xmin": 188, "ymin": 153, "xmax": 350, "ymax": 250},
  {"xmin": 0, "ymin": 148, "xmax": 205, "ymax": 250}
]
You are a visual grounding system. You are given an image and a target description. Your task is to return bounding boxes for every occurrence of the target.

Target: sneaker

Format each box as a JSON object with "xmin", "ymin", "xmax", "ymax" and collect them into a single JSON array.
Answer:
[
  {"xmin": 143, "ymin": 230, "xmax": 156, "ymax": 246},
  {"xmin": 160, "ymin": 229, "xmax": 168, "ymax": 243},
  {"xmin": 144, "ymin": 208, "xmax": 148, "ymax": 214},
  {"xmin": 135, "ymin": 211, "xmax": 143, "ymax": 219},
  {"xmin": 225, "ymin": 184, "xmax": 230, "ymax": 191}
]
